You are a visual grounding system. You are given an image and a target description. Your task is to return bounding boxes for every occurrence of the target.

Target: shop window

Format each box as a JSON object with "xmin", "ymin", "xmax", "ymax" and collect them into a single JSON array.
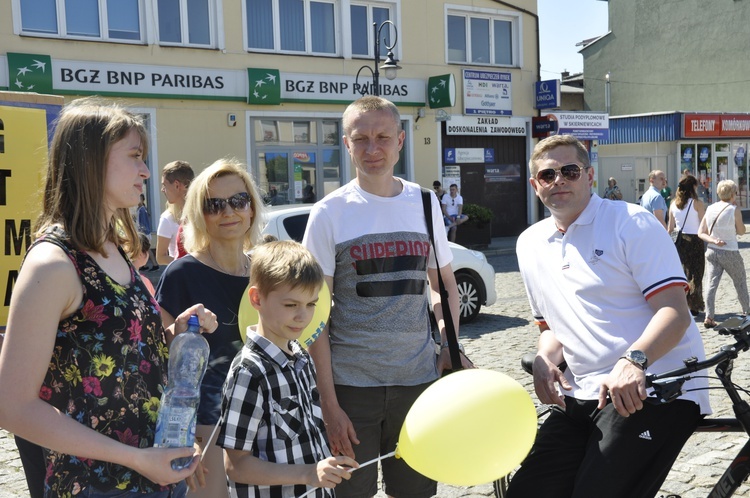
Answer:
[
  {"xmin": 245, "ymin": 0, "xmax": 337, "ymax": 55},
  {"xmin": 18, "ymin": 0, "xmax": 143, "ymax": 42},
  {"xmin": 446, "ymin": 7, "xmax": 518, "ymax": 66}
]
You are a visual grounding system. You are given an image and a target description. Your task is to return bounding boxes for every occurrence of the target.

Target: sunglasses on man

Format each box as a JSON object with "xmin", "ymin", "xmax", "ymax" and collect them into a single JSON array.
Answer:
[
  {"xmin": 535, "ymin": 163, "xmax": 588, "ymax": 187},
  {"xmin": 203, "ymin": 192, "xmax": 251, "ymax": 215}
]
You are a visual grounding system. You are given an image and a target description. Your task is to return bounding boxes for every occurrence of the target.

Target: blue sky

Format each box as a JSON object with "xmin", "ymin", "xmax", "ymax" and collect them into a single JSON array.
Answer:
[{"xmin": 538, "ymin": 0, "xmax": 609, "ymax": 78}]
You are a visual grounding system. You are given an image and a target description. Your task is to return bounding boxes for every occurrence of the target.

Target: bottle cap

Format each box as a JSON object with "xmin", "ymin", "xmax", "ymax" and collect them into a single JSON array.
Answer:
[{"xmin": 187, "ymin": 315, "xmax": 200, "ymax": 329}]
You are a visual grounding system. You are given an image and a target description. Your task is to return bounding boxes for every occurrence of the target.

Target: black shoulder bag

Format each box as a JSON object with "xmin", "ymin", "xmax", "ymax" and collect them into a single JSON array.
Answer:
[
  {"xmin": 674, "ymin": 198, "xmax": 693, "ymax": 249},
  {"xmin": 420, "ymin": 187, "xmax": 463, "ymax": 372}
]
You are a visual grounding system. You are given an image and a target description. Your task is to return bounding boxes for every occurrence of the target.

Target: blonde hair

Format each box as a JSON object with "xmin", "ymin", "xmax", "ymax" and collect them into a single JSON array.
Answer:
[
  {"xmin": 35, "ymin": 97, "xmax": 147, "ymax": 258},
  {"xmin": 342, "ymin": 96, "xmax": 401, "ymax": 136},
  {"xmin": 181, "ymin": 158, "xmax": 264, "ymax": 253},
  {"xmin": 529, "ymin": 135, "xmax": 590, "ymax": 176},
  {"xmin": 250, "ymin": 241, "xmax": 323, "ymax": 296},
  {"xmin": 717, "ymin": 180, "xmax": 738, "ymax": 202}
]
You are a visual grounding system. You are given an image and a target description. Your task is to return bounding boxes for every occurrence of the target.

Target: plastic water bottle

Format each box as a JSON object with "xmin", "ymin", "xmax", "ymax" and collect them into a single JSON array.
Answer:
[{"xmin": 154, "ymin": 315, "xmax": 209, "ymax": 470}]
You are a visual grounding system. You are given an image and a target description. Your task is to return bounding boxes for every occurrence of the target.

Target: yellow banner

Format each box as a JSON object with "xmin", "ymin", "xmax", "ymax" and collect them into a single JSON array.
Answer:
[{"xmin": 0, "ymin": 105, "xmax": 50, "ymax": 328}]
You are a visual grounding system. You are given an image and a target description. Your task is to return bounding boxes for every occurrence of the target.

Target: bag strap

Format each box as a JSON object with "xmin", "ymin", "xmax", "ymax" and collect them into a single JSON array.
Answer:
[
  {"xmin": 420, "ymin": 188, "xmax": 462, "ymax": 371},
  {"xmin": 676, "ymin": 198, "xmax": 693, "ymax": 239},
  {"xmin": 708, "ymin": 203, "xmax": 731, "ymax": 235}
]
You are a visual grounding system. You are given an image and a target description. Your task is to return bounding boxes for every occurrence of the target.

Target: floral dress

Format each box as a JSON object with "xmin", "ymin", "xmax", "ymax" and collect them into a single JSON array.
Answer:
[{"xmin": 34, "ymin": 228, "xmax": 170, "ymax": 496}]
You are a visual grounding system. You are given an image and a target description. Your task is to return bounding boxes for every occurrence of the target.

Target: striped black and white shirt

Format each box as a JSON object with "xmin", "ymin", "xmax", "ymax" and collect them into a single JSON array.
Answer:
[{"xmin": 218, "ymin": 330, "xmax": 332, "ymax": 498}]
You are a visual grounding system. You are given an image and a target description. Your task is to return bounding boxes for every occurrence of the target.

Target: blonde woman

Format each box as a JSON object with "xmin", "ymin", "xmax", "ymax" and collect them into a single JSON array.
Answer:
[
  {"xmin": 698, "ymin": 180, "xmax": 750, "ymax": 328},
  {"xmin": 156, "ymin": 158, "xmax": 265, "ymax": 497}
]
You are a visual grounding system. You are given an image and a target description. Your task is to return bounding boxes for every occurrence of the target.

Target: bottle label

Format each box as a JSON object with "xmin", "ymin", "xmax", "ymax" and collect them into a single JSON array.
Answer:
[{"xmin": 155, "ymin": 406, "xmax": 196, "ymax": 448}]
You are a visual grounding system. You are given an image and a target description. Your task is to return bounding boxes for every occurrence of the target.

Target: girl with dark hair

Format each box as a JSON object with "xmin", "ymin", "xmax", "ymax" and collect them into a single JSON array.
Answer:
[{"xmin": 668, "ymin": 175, "xmax": 706, "ymax": 316}]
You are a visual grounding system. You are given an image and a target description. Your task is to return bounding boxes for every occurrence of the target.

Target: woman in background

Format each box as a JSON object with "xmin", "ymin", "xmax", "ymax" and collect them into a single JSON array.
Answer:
[
  {"xmin": 698, "ymin": 180, "xmax": 750, "ymax": 328},
  {"xmin": 668, "ymin": 175, "xmax": 706, "ymax": 317}
]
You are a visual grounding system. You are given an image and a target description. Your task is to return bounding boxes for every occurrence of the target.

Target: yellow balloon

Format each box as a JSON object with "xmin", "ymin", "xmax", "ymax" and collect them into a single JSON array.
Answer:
[
  {"xmin": 396, "ymin": 369, "xmax": 537, "ymax": 486},
  {"xmin": 238, "ymin": 281, "xmax": 331, "ymax": 349}
]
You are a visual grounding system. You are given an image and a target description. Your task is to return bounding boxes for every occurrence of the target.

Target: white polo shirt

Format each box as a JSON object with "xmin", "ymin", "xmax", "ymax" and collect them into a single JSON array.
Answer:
[{"xmin": 517, "ymin": 194, "xmax": 710, "ymax": 414}]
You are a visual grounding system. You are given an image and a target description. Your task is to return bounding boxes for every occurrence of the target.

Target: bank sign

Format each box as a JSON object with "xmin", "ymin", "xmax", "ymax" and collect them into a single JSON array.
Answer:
[
  {"xmin": 534, "ymin": 80, "xmax": 560, "ymax": 109},
  {"xmin": 2, "ymin": 53, "xmax": 426, "ymax": 106}
]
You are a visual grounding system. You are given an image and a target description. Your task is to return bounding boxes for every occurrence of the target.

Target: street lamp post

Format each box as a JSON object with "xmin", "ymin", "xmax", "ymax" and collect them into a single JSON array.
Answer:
[
  {"xmin": 605, "ymin": 72, "xmax": 611, "ymax": 115},
  {"xmin": 355, "ymin": 20, "xmax": 401, "ymax": 96}
]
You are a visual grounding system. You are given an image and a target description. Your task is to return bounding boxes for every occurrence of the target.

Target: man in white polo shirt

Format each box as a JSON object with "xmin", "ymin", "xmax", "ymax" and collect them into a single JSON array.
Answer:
[{"xmin": 507, "ymin": 135, "xmax": 710, "ymax": 498}]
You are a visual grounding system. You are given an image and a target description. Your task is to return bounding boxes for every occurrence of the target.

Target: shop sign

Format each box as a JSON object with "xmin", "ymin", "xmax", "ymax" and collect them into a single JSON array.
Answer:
[
  {"xmin": 444, "ymin": 148, "xmax": 494, "ymax": 164},
  {"xmin": 534, "ymin": 80, "xmax": 560, "ymax": 109},
  {"xmin": 532, "ymin": 116, "xmax": 557, "ymax": 138},
  {"xmin": 485, "ymin": 164, "xmax": 521, "ymax": 182},
  {"xmin": 683, "ymin": 113, "xmax": 750, "ymax": 138},
  {"xmin": 542, "ymin": 111, "xmax": 609, "ymax": 140},
  {"xmin": 462, "ymin": 69, "xmax": 512, "ymax": 116},
  {"xmin": 445, "ymin": 115, "xmax": 526, "ymax": 136}
]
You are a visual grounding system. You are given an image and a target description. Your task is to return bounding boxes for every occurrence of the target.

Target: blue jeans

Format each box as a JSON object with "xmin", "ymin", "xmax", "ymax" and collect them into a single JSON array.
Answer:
[{"xmin": 80, "ymin": 481, "xmax": 187, "ymax": 498}]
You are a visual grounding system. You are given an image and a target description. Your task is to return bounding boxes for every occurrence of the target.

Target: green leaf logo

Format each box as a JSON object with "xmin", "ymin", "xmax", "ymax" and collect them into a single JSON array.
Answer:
[
  {"xmin": 428, "ymin": 74, "xmax": 455, "ymax": 109},
  {"xmin": 7, "ymin": 53, "xmax": 53, "ymax": 94},
  {"xmin": 247, "ymin": 68, "xmax": 281, "ymax": 105}
]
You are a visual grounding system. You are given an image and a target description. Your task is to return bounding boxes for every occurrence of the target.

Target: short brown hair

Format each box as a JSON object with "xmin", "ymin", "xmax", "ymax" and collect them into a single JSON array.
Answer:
[
  {"xmin": 250, "ymin": 240, "xmax": 323, "ymax": 297},
  {"xmin": 162, "ymin": 160, "xmax": 194, "ymax": 186},
  {"xmin": 529, "ymin": 135, "xmax": 590, "ymax": 176},
  {"xmin": 35, "ymin": 97, "xmax": 147, "ymax": 257}
]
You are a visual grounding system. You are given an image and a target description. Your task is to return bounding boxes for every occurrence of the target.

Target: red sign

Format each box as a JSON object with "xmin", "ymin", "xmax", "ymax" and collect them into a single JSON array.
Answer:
[{"xmin": 683, "ymin": 113, "xmax": 750, "ymax": 138}]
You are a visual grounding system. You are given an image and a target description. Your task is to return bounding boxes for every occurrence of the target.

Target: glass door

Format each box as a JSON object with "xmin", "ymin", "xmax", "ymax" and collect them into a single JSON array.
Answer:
[
  {"xmin": 714, "ymin": 143, "xmax": 730, "ymax": 205},
  {"xmin": 733, "ymin": 143, "xmax": 748, "ymax": 208},
  {"xmin": 697, "ymin": 144, "xmax": 712, "ymax": 204}
]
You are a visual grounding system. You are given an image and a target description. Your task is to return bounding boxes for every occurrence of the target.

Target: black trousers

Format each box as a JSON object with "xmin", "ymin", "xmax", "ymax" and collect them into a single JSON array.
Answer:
[
  {"xmin": 15, "ymin": 435, "xmax": 45, "ymax": 498},
  {"xmin": 506, "ymin": 396, "xmax": 701, "ymax": 498}
]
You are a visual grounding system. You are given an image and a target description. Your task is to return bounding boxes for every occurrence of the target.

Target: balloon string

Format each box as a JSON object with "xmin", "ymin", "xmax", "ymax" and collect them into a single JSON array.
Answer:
[{"xmin": 298, "ymin": 450, "xmax": 397, "ymax": 498}]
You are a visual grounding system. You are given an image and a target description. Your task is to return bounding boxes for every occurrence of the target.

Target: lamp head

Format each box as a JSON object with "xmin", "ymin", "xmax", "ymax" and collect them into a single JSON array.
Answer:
[{"xmin": 380, "ymin": 51, "xmax": 402, "ymax": 81}]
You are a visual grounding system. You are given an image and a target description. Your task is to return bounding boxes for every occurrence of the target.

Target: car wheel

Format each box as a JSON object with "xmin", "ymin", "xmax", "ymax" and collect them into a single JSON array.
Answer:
[{"xmin": 455, "ymin": 272, "xmax": 482, "ymax": 324}]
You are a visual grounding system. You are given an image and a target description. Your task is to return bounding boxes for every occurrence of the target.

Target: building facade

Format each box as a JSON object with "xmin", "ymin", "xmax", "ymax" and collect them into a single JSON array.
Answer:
[
  {"xmin": 581, "ymin": 0, "xmax": 750, "ymax": 208},
  {"xmin": 1, "ymin": 0, "xmax": 542, "ymax": 237}
]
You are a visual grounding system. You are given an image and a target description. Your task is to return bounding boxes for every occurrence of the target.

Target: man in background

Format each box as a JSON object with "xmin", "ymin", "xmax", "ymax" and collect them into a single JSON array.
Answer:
[{"xmin": 640, "ymin": 170, "xmax": 668, "ymax": 229}]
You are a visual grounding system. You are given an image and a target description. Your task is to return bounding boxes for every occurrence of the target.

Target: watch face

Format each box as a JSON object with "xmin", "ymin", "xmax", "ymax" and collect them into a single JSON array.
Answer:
[{"xmin": 627, "ymin": 350, "xmax": 647, "ymax": 365}]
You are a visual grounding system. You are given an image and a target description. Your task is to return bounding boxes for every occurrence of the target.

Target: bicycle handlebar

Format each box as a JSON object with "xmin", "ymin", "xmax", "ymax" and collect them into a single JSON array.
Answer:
[{"xmin": 646, "ymin": 316, "xmax": 750, "ymax": 403}]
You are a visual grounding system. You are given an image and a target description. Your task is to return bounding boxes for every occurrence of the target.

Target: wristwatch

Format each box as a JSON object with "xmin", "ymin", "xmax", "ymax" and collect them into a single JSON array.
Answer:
[
  {"xmin": 441, "ymin": 341, "xmax": 465, "ymax": 354},
  {"xmin": 620, "ymin": 350, "xmax": 648, "ymax": 370}
]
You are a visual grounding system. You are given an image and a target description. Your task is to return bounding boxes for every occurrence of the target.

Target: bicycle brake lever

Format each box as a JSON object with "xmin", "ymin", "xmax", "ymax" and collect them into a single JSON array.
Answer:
[{"xmin": 647, "ymin": 376, "xmax": 687, "ymax": 404}]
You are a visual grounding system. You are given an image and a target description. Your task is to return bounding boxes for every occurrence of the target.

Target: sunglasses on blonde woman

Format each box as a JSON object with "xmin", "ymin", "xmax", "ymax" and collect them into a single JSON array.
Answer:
[
  {"xmin": 535, "ymin": 163, "xmax": 588, "ymax": 187},
  {"xmin": 203, "ymin": 192, "xmax": 251, "ymax": 215}
]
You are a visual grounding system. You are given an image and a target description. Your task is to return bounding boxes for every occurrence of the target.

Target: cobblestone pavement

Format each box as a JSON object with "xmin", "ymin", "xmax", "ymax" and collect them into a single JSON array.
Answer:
[{"xmin": 4, "ymin": 241, "xmax": 750, "ymax": 497}]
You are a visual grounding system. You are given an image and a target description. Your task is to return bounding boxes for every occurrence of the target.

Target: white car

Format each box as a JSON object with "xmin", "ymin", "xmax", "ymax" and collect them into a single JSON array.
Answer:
[{"xmin": 261, "ymin": 204, "xmax": 497, "ymax": 323}]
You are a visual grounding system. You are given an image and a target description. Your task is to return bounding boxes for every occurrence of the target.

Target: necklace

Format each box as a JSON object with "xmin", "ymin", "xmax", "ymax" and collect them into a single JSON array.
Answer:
[{"xmin": 207, "ymin": 247, "xmax": 249, "ymax": 277}]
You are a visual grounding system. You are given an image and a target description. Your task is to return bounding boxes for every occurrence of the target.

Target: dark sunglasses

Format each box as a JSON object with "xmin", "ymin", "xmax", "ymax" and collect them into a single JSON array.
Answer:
[
  {"xmin": 535, "ymin": 163, "xmax": 588, "ymax": 186},
  {"xmin": 203, "ymin": 192, "xmax": 251, "ymax": 215}
]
